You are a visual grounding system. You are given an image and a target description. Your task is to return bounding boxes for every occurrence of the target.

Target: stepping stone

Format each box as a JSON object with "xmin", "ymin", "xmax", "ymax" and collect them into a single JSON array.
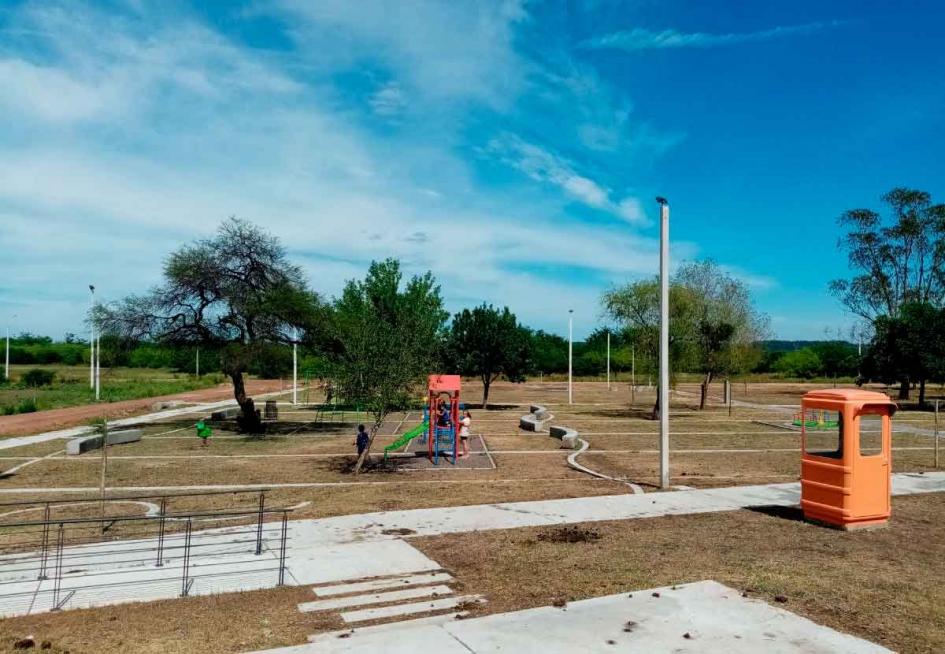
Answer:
[
  {"xmin": 313, "ymin": 572, "xmax": 453, "ymax": 597},
  {"xmin": 307, "ymin": 611, "xmax": 470, "ymax": 644},
  {"xmin": 299, "ymin": 585, "xmax": 453, "ymax": 612},
  {"xmin": 341, "ymin": 595, "xmax": 483, "ymax": 624}
]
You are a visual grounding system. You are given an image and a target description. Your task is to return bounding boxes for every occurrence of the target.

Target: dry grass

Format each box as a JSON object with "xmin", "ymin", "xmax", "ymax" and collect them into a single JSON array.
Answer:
[{"xmin": 413, "ymin": 493, "xmax": 945, "ymax": 654}]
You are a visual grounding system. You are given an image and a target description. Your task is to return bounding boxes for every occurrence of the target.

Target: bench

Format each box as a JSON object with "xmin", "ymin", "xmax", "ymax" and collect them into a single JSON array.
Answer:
[
  {"xmin": 549, "ymin": 424, "xmax": 579, "ymax": 449},
  {"xmin": 66, "ymin": 429, "xmax": 143, "ymax": 456},
  {"xmin": 520, "ymin": 404, "xmax": 553, "ymax": 432},
  {"xmin": 210, "ymin": 407, "xmax": 240, "ymax": 421}
]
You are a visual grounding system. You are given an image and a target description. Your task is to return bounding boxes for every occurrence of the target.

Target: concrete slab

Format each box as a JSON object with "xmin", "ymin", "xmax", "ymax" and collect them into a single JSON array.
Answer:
[
  {"xmin": 341, "ymin": 594, "xmax": 482, "ymax": 624},
  {"xmin": 299, "ymin": 585, "xmax": 453, "ymax": 612},
  {"xmin": 306, "ymin": 612, "xmax": 470, "ymax": 644},
  {"xmin": 313, "ymin": 572, "xmax": 454, "ymax": 597},
  {"xmin": 249, "ymin": 581, "xmax": 888, "ymax": 654},
  {"xmin": 65, "ymin": 429, "xmax": 142, "ymax": 455}
]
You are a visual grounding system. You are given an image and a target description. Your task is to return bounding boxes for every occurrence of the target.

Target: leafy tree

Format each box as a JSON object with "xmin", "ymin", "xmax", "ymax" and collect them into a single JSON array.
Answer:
[
  {"xmin": 773, "ymin": 348, "xmax": 823, "ymax": 379},
  {"xmin": 863, "ymin": 303, "xmax": 945, "ymax": 406},
  {"xmin": 830, "ymin": 189, "xmax": 945, "ymax": 398},
  {"xmin": 98, "ymin": 218, "xmax": 318, "ymax": 432},
  {"xmin": 325, "ymin": 259, "xmax": 447, "ymax": 473},
  {"xmin": 675, "ymin": 261, "xmax": 769, "ymax": 409},
  {"xmin": 528, "ymin": 330, "xmax": 568, "ymax": 374},
  {"xmin": 602, "ymin": 278, "xmax": 699, "ymax": 418},
  {"xmin": 442, "ymin": 304, "xmax": 530, "ymax": 407}
]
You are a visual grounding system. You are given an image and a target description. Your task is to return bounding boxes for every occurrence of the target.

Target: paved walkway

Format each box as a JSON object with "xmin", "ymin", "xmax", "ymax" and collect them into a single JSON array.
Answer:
[
  {"xmin": 255, "ymin": 581, "xmax": 888, "ymax": 654},
  {"xmin": 2, "ymin": 472, "xmax": 942, "ymax": 618}
]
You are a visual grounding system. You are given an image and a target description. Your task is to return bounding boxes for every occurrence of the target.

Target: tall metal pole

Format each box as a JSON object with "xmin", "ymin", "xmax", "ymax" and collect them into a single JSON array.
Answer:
[
  {"xmin": 292, "ymin": 329, "xmax": 298, "ymax": 406},
  {"xmin": 89, "ymin": 285, "xmax": 95, "ymax": 389},
  {"xmin": 195, "ymin": 348, "xmax": 200, "ymax": 377},
  {"xmin": 4, "ymin": 314, "xmax": 13, "ymax": 382},
  {"xmin": 95, "ymin": 335, "xmax": 101, "ymax": 401},
  {"xmin": 657, "ymin": 197, "xmax": 670, "ymax": 489},
  {"xmin": 630, "ymin": 344, "xmax": 635, "ymax": 405},
  {"xmin": 568, "ymin": 309, "xmax": 574, "ymax": 405},
  {"xmin": 606, "ymin": 330, "xmax": 611, "ymax": 390},
  {"xmin": 935, "ymin": 399, "xmax": 940, "ymax": 469}
]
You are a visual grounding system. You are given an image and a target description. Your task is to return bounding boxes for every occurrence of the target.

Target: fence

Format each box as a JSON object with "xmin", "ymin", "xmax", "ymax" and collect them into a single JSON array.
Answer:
[{"xmin": 0, "ymin": 490, "xmax": 293, "ymax": 614}]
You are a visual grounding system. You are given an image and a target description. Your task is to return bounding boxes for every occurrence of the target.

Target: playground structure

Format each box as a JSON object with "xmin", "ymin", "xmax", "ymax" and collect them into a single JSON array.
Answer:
[
  {"xmin": 383, "ymin": 374, "xmax": 462, "ymax": 465},
  {"xmin": 792, "ymin": 409, "xmax": 840, "ymax": 430},
  {"xmin": 800, "ymin": 389, "xmax": 897, "ymax": 530}
]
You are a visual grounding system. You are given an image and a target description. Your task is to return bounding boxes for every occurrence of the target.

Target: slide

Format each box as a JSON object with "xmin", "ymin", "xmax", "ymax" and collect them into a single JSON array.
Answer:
[{"xmin": 383, "ymin": 421, "xmax": 428, "ymax": 460}]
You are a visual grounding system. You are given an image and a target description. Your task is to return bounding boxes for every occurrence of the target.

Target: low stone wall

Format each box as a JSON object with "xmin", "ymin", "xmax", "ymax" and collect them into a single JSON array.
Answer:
[
  {"xmin": 549, "ymin": 424, "xmax": 579, "ymax": 449},
  {"xmin": 520, "ymin": 404, "xmax": 553, "ymax": 432},
  {"xmin": 210, "ymin": 407, "xmax": 240, "ymax": 421},
  {"xmin": 66, "ymin": 429, "xmax": 143, "ymax": 456}
]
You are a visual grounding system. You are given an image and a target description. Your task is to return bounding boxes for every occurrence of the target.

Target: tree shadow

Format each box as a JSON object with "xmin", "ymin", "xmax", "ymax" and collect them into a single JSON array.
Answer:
[{"xmin": 745, "ymin": 505, "xmax": 806, "ymax": 523}]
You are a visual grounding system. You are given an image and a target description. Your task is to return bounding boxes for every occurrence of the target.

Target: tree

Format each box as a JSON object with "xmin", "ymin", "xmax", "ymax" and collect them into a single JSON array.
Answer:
[
  {"xmin": 325, "ymin": 259, "xmax": 447, "ymax": 474},
  {"xmin": 675, "ymin": 261, "xmax": 769, "ymax": 409},
  {"xmin": 863, "ymin": 303, "xmax": 945, "ymax": 406},
  {"xmin": 98, "ymin": 218, "xmax": 318, "ymax": 432},
  {"xmin": 602, "ymin": 278, "xmax": 699, "ymax": 418},
  {"xmin": 773, "ymin": 348, "xmax": 823, "ymax": 379},
  {"xmin": 528, "ymin": 330, "xmax": 568, "ymax": 375},
  {"xmin": 443, "ymin": 305, "xmax": 530, "ymax": 407},
  {"xmin": 831, "ymin": 188, "xmax": 945, "ymax": 320}
]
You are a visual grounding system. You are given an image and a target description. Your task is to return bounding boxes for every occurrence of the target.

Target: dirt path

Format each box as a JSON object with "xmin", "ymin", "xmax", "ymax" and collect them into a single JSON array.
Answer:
[{"xmin": 0, "ymin": 379, "xmax": 285, "ymax": 438}]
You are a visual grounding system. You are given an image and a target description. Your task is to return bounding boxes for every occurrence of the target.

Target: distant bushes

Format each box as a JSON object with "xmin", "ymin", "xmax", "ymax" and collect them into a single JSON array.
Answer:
[
  {"xmin": 1, "ymin": 398, "xmax": 37, "ymax": 415},
  {"xmin": 22, "ymin": 369, "xmax": 56, "ymax": 387}
]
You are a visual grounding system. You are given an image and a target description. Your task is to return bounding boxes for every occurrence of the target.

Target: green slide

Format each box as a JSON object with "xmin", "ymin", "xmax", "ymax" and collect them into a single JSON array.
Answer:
[{"xmin": 384, "ymin": 421, "xmax": 428, "ymax": 460}]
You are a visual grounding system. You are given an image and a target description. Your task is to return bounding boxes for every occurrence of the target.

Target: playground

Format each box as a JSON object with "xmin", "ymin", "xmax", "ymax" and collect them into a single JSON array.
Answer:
[{"xmin": 0, "ymin": 378, "xmax": 943, "ymax": 652}]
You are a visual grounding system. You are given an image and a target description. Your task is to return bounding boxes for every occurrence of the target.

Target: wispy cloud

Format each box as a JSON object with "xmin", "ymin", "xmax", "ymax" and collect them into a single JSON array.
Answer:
[{"xmin": 583, "ymin": 21, "xmax": 843, "ymax": 52}]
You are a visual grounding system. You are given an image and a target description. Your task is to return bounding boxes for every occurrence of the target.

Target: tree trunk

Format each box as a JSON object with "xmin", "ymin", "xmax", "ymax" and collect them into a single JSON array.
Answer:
[
  {"xmin": 231, "ymin": 371, "xmax": 263, "ymax": 433},
  {"xmin": 482, "ymin": 377, "xmax": 491, "ymax": 409},
  {"xmin": 354, "ymin": 414, "xmax": 385, "ymax": 475},
  {"xmin": 651, "ymin": 390, "xmax": 660, "ymax": 421},
  {"xmin": 898, "ymin": 378, "xmax": 910, "ymax": 400},
  {"xmin": 919, "ymin": 378, "xmax": 927, "ymax": 407}
]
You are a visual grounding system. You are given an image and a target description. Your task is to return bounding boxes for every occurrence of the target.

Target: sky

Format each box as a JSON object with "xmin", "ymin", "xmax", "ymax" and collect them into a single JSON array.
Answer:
[{"xmin": 1, "ymin": 0, "xmax": 943, "ymax": 341}]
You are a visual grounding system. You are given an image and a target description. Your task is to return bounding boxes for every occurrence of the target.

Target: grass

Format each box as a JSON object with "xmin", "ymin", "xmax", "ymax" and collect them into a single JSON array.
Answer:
[
  {"xmin": 0, "ymin": 365, "xmax": 221, "ymax": 413},
  {"xmin": 413, "ymin": 493, "xmax": 945, "ymax": 654}
]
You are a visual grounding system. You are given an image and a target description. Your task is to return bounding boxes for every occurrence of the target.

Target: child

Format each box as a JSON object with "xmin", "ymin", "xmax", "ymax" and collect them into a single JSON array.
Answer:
[
  {"xmin": 459, "ymin": 410, "xmax": 472, "ymax": 458},
  {"xmin": 355, "ymin": 424, "xmax": 370, "ymax": 457},
  {"xmin": 195, "ymin": 420, "xmax": 212, "ymax": 447}
]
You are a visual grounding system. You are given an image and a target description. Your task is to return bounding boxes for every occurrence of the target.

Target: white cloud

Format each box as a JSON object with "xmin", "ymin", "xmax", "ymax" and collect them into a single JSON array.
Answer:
[
  {"xmin": 583, "ymin": 22, "xmax": 843, "ymax": 52},
  {"xmin": 369, "ymin": 81, "xmax": 406, "ymax": 116}
]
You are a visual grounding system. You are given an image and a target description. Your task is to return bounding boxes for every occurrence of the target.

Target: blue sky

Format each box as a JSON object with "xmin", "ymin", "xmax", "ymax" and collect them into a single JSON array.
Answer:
[{"xmin": 1, "ymin": 1, "xmax": 943, "ymax": 341}]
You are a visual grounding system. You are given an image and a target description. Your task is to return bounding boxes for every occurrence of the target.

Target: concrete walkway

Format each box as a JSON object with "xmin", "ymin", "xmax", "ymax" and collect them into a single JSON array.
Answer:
[
  {"xmin": 2, "ymin": 472, "xmax": 942, "ymax": 618},
  {"xmin": 254, "ymin": 581, "xmax": 888, "ymax": 654}
]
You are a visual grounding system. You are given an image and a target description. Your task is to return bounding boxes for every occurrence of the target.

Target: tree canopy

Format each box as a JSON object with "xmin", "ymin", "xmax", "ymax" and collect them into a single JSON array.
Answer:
[
  {"xmin": 442, "ymin": 304, "xmax": 530, "ymax": 407},
  {"xmin": 324, "ymin": 259, "xmax": 447, "ymax": 472},
  {"xmin": 98, "ymin": 218, "xmax": 318, "ymax": 432}
]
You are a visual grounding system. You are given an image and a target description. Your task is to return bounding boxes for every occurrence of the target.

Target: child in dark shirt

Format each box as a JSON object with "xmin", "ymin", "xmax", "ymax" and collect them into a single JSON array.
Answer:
[{"xmin": 355, "ymin": 424, "xmax": 370, "ymax": 456}]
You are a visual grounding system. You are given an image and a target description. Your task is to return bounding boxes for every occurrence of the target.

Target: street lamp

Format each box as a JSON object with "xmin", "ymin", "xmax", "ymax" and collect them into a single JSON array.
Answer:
[
  {"xmin": 292, "ymin": 328, "xmax": 299, "ymax": 406},
  {"xmin": 656, "ymin": 196, "xmax": 670, "ymax": 489},
  {"xmin": 568, "ymin": 309, "xmax": 574, "ymax": 405},
  {"xmin": 89, "ymin": 285, "xmax": 95, "ymax": 390},
  {"xmin": 606, "ymin": 329, "xmax": 611, "ymax": 391},
  {"xmin": 4, "ymin": 314, "xmax": 15, "ymax": 382}
]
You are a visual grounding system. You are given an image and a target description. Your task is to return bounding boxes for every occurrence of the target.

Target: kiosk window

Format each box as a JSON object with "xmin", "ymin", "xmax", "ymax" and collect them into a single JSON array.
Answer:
[
  {"xmin": 804, "ymin": 411, "xmax": 843, "ymax": 459},
  {"xmin": 860, "ymin": 415, "xmax": 883, "ymax": 456}
]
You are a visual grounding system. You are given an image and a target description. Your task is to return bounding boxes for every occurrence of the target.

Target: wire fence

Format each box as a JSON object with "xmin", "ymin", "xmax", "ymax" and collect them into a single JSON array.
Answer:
[{"xmin": 0, "ymin": 490, "xmax": 293, "ymax": 614}]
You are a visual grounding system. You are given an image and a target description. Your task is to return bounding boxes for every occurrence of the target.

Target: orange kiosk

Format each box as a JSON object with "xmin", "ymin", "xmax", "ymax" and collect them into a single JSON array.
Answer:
[{"xmin": 800, "ymin": 389, "xmax": 897, "ymax": 529}]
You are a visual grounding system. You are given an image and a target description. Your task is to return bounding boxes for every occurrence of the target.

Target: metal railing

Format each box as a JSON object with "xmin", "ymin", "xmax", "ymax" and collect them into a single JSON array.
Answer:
[{"xmin": 0, "ymin": 492, "xmax": 293, "ymax": 614}]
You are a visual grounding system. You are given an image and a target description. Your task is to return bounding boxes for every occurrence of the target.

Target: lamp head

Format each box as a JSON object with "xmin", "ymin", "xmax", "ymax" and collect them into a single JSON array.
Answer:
[{"xmin": 655, "ymin": 196, "xmax": 668, "ymax": 206}]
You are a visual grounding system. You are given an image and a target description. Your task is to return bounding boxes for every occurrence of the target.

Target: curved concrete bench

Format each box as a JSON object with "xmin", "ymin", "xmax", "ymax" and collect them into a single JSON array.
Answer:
[
  {"xmin": 519, "ymin": 404, "xmax": 553, "ymax": 432},
  {"xmin": 549, "ymin": 424, "xmax": 579, "ymax": 449},
  {"xmin": 66, "ymin": 429, "xmax": 143, "ymax": 456},
  {"xmin": 210, "ymin": 407, "xmax": 240, "ymax": 421}
]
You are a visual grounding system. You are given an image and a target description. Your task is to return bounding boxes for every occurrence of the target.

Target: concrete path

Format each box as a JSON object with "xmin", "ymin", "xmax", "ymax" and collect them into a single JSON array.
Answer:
[
  {"xmin": 253, "ymin": 581, "xmax": 888, "ymax": 654},
  {"xmin": 1, "ymin": 472, "xmax": 942, "ymax": 618}
]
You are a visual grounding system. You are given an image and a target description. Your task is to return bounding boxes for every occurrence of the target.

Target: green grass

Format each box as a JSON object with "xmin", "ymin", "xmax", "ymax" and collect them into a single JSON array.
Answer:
[{"xmin": 0, "ymin": 365, "xmax": 221, "ymax": 413}]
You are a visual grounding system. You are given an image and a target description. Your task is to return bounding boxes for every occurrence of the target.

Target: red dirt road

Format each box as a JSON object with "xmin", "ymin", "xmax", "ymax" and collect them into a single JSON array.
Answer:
[{"xmin": 0, "ymin": 380, "xmax": 285, "ymax": 438}]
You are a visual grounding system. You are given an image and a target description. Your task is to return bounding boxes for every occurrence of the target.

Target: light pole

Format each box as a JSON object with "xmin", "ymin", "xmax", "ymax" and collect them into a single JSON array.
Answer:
[
  {"xmin": 89, "ymin": 285, "xmax": 95, "ymax": 389},
  {"xmin": 195, "ymin": 348, "xmax": 200, "ymax": 377},
  {"xmin": 657, "ymin": 197, "xmax": 670, "ymax": 489},
  {"xmin": 568, "ymin": 309, "xmax": 574, "ymax": 405},
  {"xmin": 4, "ymin": 314, "xmax": 15, "ymax": 382},
  {"xmin": 292, "ymin": 329, "xmax": 298, "ymax": 406},
  {"xmin": 606, "ymin": 329, "xmax": 611, "ymax": 390}
]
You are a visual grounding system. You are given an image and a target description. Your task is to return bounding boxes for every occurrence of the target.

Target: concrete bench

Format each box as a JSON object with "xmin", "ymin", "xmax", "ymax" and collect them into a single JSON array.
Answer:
[
  {"xmin": 520, "ymin": 404, "xmax": 553, "ymax": 432},
  {"xmin": 529, "ymin": 404, "xmax": 551, "ymax": 420},
  {"xmin": 210, "ymin": 407, "xmax": 240, "ymax": 421},
  {"xmin": 66, "ymin": 429, "xmax": 143, "ymax": 456},
  {"xmin": 549, "ymin": 425, "xmax": 579, "ymax": 449}
]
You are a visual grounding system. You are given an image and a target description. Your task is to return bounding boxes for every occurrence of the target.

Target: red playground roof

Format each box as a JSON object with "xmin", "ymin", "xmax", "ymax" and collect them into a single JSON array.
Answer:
[{"xmin": 428, "ymin": 374, "xmax": 461, "ymax": 392}]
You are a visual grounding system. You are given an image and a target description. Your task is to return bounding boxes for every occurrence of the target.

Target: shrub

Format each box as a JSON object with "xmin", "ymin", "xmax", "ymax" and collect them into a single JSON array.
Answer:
[
  {"xmin": 22, "ymin": 368, "xmax": 56, "ymax": 387},
  {"xmin": 14, "ymin": 398, "xmax": 37, "ymax": 414}
]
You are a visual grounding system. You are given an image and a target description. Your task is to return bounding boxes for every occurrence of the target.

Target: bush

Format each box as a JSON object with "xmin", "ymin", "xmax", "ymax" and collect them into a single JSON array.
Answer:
[
  {"xmin": 14, "ymin": 398, "xmax": 37, "ymax": 414},
  {"xmin": 22, "ymin": 368, "xmax": 56, "ymax": 387},
  {"xmin": 773, "ymin": 348, "xmax": 823, "ymax": 379}
]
